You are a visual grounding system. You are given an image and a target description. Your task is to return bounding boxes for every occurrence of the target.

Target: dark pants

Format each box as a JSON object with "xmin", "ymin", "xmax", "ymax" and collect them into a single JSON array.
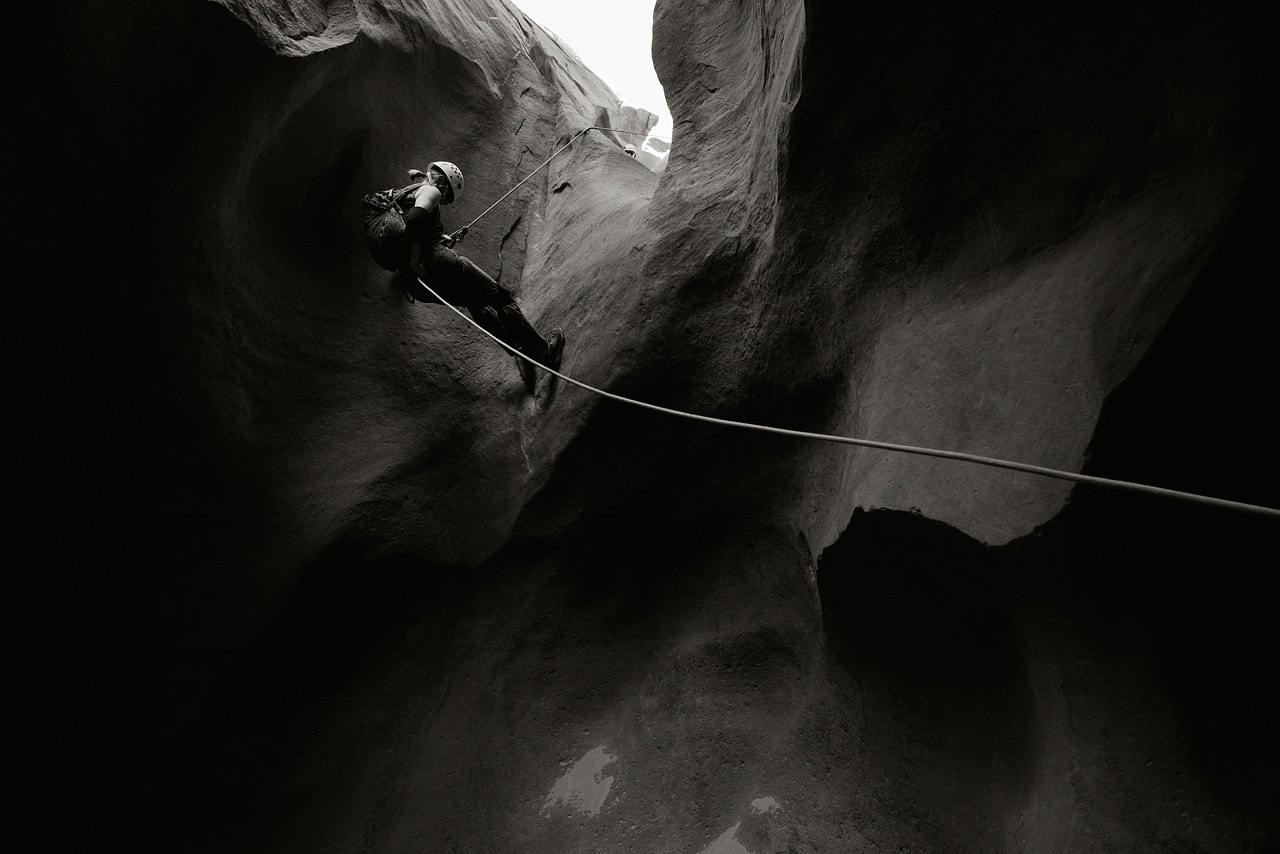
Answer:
[{"xmin": 404, "ymin": 244, "xmax": 549, "ymax": 361}]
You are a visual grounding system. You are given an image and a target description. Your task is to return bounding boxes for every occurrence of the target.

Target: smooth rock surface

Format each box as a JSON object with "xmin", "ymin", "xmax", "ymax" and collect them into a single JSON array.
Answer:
[{"xmin": 17, "ymin": 1, "xmax": 1276, "ymax": 851}]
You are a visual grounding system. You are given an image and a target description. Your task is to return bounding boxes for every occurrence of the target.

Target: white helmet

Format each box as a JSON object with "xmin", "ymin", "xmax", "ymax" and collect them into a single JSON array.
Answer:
[{"xmin": 428, "ymin": 161, "xmax": 464, "ymax": 202}]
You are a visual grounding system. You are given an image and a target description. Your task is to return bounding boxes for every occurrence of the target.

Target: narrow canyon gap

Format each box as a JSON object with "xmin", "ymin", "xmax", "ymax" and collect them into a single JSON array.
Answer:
[{"xmin": 16, "ymin": 1, "xmax": 1276, "ymax": 851}]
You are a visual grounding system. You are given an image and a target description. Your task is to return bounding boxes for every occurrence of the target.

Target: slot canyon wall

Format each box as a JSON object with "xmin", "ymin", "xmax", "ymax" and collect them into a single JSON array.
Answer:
[{"xmin": 17, "ymin": 0, "xmax": 1275, "ymax": 851}]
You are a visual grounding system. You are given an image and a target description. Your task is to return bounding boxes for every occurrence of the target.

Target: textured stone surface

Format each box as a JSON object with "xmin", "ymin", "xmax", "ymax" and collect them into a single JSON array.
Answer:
[{"xmin": 17, "ymin": 0, "xmax": 1275, "ymax": 851}]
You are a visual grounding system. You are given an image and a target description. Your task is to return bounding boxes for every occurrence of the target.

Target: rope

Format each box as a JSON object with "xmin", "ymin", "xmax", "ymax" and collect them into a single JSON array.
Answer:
[
  {"xmin": 460, "ymin": 126, "xmax": 662, "ymax": 232},
  {"xmin": 409, "ymin": 279, "xmax": 1280, "ymax": 521},
  {"xmin": 413, "ymin": 125, "xmax": 1278, "ymax": 521}
]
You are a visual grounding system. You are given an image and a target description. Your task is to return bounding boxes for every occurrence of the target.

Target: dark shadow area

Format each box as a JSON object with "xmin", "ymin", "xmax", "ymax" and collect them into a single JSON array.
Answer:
[
  {"xmin": 786, "ymin": 2, "xmax": 1265, "ymax": 288},
  {"xmin": 1011, "ymin": 141, "xmax": 1279, "ymax": 826},
  {"xmin": 158, "ymin": 538, "xmax": 469, "ymax": 852},
  {"xmin": 816, "ymin": 509, "xmax": 1035, "ymax": 848},
  {"xmin": 159, "ymin": 505, "xmax": 807, "ymax": 852},
  {"xmin": 16, "ymin": 5, "xmax": 279, "ymax": 849},
  {"xmin": 812, "ymin": 146, "xmax": 1277, "ymax": 843},
  {"xmin": 819, "ymin": 509, "xmax": 1016, "ymax": 689}
]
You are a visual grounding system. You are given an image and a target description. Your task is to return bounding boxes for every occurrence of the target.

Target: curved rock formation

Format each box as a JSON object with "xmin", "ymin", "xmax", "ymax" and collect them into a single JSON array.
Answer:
[{"xmin": 19, "ymin": 0, "xmax": 1275, "ymax": 851}]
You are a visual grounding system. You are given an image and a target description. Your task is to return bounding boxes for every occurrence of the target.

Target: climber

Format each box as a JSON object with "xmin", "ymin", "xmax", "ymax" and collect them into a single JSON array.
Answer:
[{"xmin": 399, "ymin": 162, "xmax": 565, "ymax": 394}]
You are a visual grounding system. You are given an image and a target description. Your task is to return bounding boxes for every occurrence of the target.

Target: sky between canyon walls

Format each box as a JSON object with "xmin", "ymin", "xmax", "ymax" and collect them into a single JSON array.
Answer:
[{"xmin": 512, "ymin": 0, "xmax": 672, "ymax": 140}]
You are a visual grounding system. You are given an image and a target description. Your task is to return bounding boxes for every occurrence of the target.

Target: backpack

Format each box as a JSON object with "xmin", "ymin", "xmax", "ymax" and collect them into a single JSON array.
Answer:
[{"xmin": 361, "ymin": 186, "xmax": 417, "ymax": 271}]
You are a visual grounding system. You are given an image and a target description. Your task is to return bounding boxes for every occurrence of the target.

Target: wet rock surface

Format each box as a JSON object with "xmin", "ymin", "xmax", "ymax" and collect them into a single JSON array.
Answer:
[{"xmin": 17, "ymin": 0, "xmax": 1276, "ymax": 851}]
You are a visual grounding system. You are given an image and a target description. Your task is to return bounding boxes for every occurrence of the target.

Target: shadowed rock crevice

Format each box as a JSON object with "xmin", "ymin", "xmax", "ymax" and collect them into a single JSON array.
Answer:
[
  {"xmin": 808, "ymin": 162, "xmax": 1280, "ymax": 844},
  {"xmin": 806, "ymin": 162, "xmax": 1280, "ymax": 845},
  {"xmin": 168, "ymin": 539, "xmax": 470, "ymax": 852},
  {"xmin": 171, "ymin": 518, "xmax": 822, "ymax": 853},
  {"xmin": 1002, "ymin": 146, "xmax": 1280, "ymax": 844},
  {"xmin": 817, "ymin": 510, "xmax": 1035, "ymax": 852}
]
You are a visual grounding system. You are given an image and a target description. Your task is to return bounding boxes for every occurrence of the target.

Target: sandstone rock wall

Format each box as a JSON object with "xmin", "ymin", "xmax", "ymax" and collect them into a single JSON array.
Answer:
[{"xmin": 19, "ymin": 0, "xmax": 1274, "ymax": 851}]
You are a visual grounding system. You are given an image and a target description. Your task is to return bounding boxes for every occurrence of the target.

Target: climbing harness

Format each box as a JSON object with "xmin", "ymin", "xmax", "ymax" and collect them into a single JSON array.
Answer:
[{"xmin": 411, "ymin": 282, "xmax": 1280, "ymax": 521}]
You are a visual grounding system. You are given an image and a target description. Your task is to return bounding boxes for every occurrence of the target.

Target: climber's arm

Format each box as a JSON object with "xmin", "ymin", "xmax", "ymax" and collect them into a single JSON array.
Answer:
[
  {"xmin": 399, "ymin": 206, "xmax": 423, "ymax": 245},
  {"xmin": 413, "ymin": 183, "xmax": 443, "ymax": 212}
]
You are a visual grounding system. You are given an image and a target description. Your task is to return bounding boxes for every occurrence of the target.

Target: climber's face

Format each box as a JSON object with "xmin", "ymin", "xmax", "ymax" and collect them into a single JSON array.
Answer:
[{"xmin": 429, "ymin": 167, "xmax": 453, "ymax": 203}]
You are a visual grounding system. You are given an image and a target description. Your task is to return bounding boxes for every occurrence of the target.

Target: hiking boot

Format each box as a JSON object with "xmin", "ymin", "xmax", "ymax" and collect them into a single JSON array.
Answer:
[
  {"xmin": 542, "ymin": 328, "xmax": 565, "ymax": 372},
  {"xmin": 516, "ymin": 353, "xmax": 539, "ymax": 394}
]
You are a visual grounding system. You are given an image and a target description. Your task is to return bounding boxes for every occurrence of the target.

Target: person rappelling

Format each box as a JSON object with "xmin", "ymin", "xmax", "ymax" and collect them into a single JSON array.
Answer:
[
  {"xmin": 351, "ymin": 142, "xmax": 1280, "ymax": 522},
  {"xmin": 362, "ymin": 130, "xmax": 655, "ymax": 393},
  {"xmin": 384, "ymin": 162, "xmax": 565, "ymax": 394}
]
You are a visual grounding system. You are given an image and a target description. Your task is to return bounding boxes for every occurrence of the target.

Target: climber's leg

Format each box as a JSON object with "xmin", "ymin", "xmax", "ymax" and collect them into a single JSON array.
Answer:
[
  {"xmin": 431, "ymin": 245, "xmax": 555, "ymax": 356},
  {"xmin": 425, "ymin": 244, "xmax": 565, "ymax": 391},
  {"xmin": 467, "ymin": 305, "xmax": 510, "ymax": 342},
  {"xmin": 493, "ymin": 302, "xmax": 550, "ymax": 361},
  {"xmin": 399, "ymin": 270, "xmax": 444, "ymax": 304}
]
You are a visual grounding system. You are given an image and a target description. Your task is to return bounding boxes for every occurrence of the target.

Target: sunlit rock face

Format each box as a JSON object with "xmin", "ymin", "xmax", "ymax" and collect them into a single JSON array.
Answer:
[{"xmin": 21, "ymin": 0, "xmax": 1275, "ymax": 851}]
